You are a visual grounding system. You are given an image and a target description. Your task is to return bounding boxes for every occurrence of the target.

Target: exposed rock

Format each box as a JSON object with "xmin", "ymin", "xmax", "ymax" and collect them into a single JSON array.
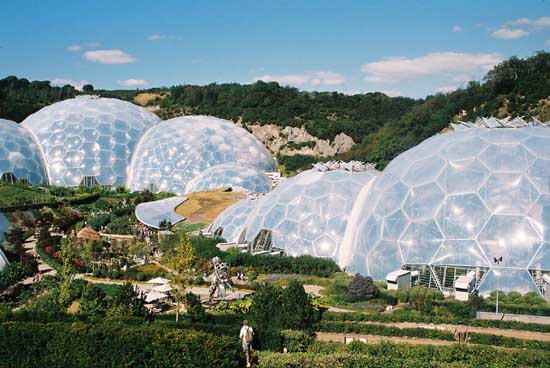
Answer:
[{"xmin": 236, "ymin": 120, "xmax": 355, "ymax": 157}]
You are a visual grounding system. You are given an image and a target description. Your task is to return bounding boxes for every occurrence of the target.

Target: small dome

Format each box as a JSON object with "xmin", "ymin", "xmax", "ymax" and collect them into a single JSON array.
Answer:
[
  {"xmin": 128, "ymin": 116, "xmax": 275, "ymax": 194},
  {"xmin": 0, "ymin": 118, "xmax": 47, "ymax": 185},
  {"xmin": 244, "ymin": 165, "xmax": 379, "ymax": 266},
  {"xmin": 185, "ymin": 163, "xmax": 271, "ymax": 194},
  {"xmin": 211, "ymin": 198, "xmax": 258, "ymax": 243},
  {"xmin": 22, "ymin": 97, "xmax": 161, "ymax": 187}
]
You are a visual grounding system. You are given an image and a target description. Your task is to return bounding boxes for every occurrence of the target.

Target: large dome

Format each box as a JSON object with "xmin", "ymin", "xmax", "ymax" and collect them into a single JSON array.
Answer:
[
  {"xmin": 185, "ymin": 163, "xmax": 271, "ymax": 194},
  {"xmin": 0, "ymin": 119, "xmax": 47, "ymax": 185},
  {"xmin": 244, "ymin": 164, "xmax": 378, "ymax": 266},
  {"xmin": 128, "ymin": 116, "xmax": 276, "ymax": 194},
  {"xmin": 344, "ymin": 127, "xmax": 550, "ymax": 295},
  {"xmin": 22, "ymin": 97, "xmax": 161, "ymax": 187},
  {"xmin": 211, "ymin": 198, "xmax": 258, "ymax": 243}
]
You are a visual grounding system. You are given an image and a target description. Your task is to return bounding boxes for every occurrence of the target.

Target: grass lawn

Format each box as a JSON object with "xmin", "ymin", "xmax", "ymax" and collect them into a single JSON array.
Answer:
[{"xmin": 174, "ymin": 190, "xmax": 245, "ymax": 224}]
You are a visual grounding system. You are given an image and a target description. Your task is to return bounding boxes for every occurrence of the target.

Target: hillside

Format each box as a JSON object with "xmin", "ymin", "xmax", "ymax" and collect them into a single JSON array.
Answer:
[{"xmin": 2, "ymin": 51, "xmax": 550, "ymax": 171}]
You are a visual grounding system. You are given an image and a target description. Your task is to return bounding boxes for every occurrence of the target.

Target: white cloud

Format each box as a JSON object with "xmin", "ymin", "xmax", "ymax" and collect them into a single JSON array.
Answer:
[
  {"xmin": 117, "ymin": 79, "xmax": 148, "ymax": 87},
  {"xmin": 435, "ymin": 85, "xmax": 458, "ymax": 94},
  {"xmin": 491, "ymin": 28, "xmax": 529, "ymax": 40},
  {"xmin": 380, "ymin": 90, "xmax": 402, "ymax": 97},
  {"xmin": 147, "ymin": 34, "xmax": 181, "ymax": 41},
  {"xmin": 452, "ymin": 25, "xmax": 462, "ymax": 32},
  {"xmin": 506, "ymin": 16, "xmax": 550, "ymax": 27},
  {"xmin": 360, "ymin": 52, "xmax": 502, "ymax": 83},
  {"xmin": 147, "ymin": 34, "xmax": 166, "ymax": 41},
  {"xmin": 50, "ymin": 78, "xmax": 89, "ymax": 91},
  {"xmin": 254, "ymin": 71, "xmax": 345, "ymax": 87},
  {"xmin": 66, "ymin": 45, "xmax": 82, "ymax": 52},
  {"xmin": 84, "ymin": 49, "xmax": 136, "ymax": 64}
]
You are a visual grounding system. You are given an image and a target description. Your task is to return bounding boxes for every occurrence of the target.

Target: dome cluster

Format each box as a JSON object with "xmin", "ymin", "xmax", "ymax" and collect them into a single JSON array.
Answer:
[
  {"xmin": 22, "ymin": 97, "xmax": 161, "ymax": 187},
  {"xmin": 2, "ymin": 97, "xmax": 273, "ymax": 193},
  {"xmin": 128, "ymin": 116, "xmax": 275, "ymax": 194},
  {"xmin": 0, "ymin": 118, "xmax": 47, "ymax": 185}
]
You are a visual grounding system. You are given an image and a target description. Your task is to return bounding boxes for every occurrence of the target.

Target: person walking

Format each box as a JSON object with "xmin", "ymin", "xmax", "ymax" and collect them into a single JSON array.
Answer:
[{"xmin": 239, "ymin": 320, "xmax": 254, "ymax": 367}]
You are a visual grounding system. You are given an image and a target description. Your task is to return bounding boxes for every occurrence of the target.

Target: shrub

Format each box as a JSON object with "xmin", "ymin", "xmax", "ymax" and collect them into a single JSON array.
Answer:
[
  {"xmin": 347, "ymin": 274, "xmax": 378, "ymax": 302},
  {"xmin": 280, "ymin": 329, "xmax": 314, "ymax": 352},
  {"xmin": 0, "ymin": 262, "xmax": 33, "ymax": 290},
  {"xmin": 0, "ymin": 322, "xmax": 243, "ymax": 367},
  {"xmin": 185, "ymin": 292, "xmax": 209, "ymax": 322}
]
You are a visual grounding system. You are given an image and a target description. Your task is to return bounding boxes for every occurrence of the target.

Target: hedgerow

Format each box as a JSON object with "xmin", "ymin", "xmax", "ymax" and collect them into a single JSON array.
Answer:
[{"xmin": 257, "ymin": 342, "xmax": 550, "ymax": 368}]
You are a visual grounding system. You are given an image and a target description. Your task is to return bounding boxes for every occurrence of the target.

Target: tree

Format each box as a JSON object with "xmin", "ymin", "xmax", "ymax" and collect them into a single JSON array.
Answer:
[
  {"xmin": 347, "ymin": 273, "xmax": 378, "ymax": 302},
  {"xmin": 82, "ymin": 84, "xmax": 94, "ymax": 92},
  {"xmin": 185, "ymin": 292, "xmax": 208, "ymax": 322},
  {"xmin": 57, "ymin": 238, "xmax": 75, "ymax": 307},
  {"xmin": 167, "ymin": 234, "xmax": 195, "ymax": 322}
]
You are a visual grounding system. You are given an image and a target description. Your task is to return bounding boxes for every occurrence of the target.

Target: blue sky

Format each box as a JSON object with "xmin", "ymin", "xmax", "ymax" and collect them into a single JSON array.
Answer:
[{"xmin": 0, "ymin": 0, "xmax": 548, "ymax": 97}]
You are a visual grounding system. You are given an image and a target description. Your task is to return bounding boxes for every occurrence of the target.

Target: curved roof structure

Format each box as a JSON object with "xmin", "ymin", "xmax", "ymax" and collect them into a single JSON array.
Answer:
[
  {"xmin": 185, "ymin": 163, "xmax": 271, "ymax": 194},
  {"xmin": 344, "ymin": 126, "xmax": 550, "ymax": 295},
  {"xmin": 135, "ymin": 196, "xmax": 187, "ymax": 229},
  {"xmin": 128, "ymin": 116, "xmax": 275, "ymax": 194},
  {"xmin": 0, "ymin": 213, "xmax": 10, "ymax": 243},
  {"xmin": 210, "ymin": 198, "xmax": 258, "ymax": 243},
  {"xmin": 0, "ymin": 118, "xmax": 47, "ymax": 185},
  {"xmin": 244, "ymin": 165, "xmax": 379, "ymax": 265},
  {"xmin": 22, "ymin": 96, "xmax": 161, "ymax": 187}
]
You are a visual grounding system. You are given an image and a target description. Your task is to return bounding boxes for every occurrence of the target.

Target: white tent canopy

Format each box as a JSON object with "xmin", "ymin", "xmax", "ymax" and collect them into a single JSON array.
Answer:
[{"xmin": 147, "ymin": 277, "xmax": 170, "ymax": 285}]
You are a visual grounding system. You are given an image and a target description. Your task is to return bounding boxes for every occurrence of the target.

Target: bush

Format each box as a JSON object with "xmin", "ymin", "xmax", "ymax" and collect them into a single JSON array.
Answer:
[
  {"xmin": 0, "ymin": 262, "xmax": 33, "ymax": 290},
  {"xmin": 247, "ymin": 281, "xmax": 323, "ymax": 351},
  {"xmin": 280, "ymin": 329, "xmax": 314, "ymax": 352},
  {"xmin": 347, "ymin": 274, "xmax": 378, "ymax": 302},
  {"xmin": 0, "ymin": 322, "xmax": 243, "ymax": 367},
  {"xmin": 257, "ymin": 343, "xmax": 550, "ymax": 368},
  {"xmin": 185, "ymin": 292, "xmax": 209, "ymax": 322}
]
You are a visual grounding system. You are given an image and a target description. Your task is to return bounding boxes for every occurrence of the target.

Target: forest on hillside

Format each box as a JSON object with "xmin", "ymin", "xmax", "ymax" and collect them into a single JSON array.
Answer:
[{"xmin": 1, "ymin": 52, "xmax": 550, "ymax": 169}]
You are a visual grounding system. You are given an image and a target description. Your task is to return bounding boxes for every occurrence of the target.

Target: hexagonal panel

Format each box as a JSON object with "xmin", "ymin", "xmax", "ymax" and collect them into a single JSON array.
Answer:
[
  {"xmin": 528, "ymin": 195, "xmax": 550, "ymax": 242},
  {"xmin": 431, "ymin": 240, "xmax": 490, "ymax": 267},
  {"xmin": 402, "ymin": 156, "xmax": 446, "ymax": 186},
  {"xmin": 403, "ymin": 182, "xmax": 445, "ymax": 220},
  {"xmin": 479, "ymin": 173, "xmax": 539, "ymax": 215},
  {"xmin": 382, "ymin": 210, "xmax": 408, "ymax": 241},
  {"xmin": 527, "ymin": 158, "xmax": 550, "ymax": 194},
  {"xmin": 367, "ymin": 239, "xmax": 403, "ymax": 280},
  {"xmin": 437, "ymin": 158, "xmax": 490, "ymax": 194},
  {"xmin": 313, "ymin": 235, "xmax": 337, "ymax": 257},
  {"xmin": 478, "ymin": 215, "xmax": 542, "ymax": 268},
  {"xmin": 528, "ymin": 243, "xmax": 550, "ymax": 271},
  {"xmin": 399, "ymin": 220, "xmax": 443, "ymax": 264},
  {"xmin": 478, "ymin": 268, "xmax": 539, "ymax": 294},
  {"xmin": 299, "ymin": 214, "xmax": 324, "ymax": 241},
  {"xmin": 479, "ymin": 143, "xmax": 535, "ymax": 172},
  {"xmin": 436, "ymin": 193, "xmax": 490, "ymax": 239}
]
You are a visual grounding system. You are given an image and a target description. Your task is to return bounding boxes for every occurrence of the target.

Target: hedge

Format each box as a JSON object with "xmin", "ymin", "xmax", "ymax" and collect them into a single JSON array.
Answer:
[
  {"xmin": 319, "ymin": 321, "xmax": 550, "ymax": 350},
  {"xmin": 319, "ymin": 321, "xmax": 455, "ymax": 341},
  {"xmin": 322, "ymin": 311, "xmax": 550, "ymax": 333},
  {"xmin": 0, "ymin": 322, "xmax": 243, "ymax": 368},
  {"xmin": 257, "ymin": 343, "xmax": 550, "ymax": 368}
]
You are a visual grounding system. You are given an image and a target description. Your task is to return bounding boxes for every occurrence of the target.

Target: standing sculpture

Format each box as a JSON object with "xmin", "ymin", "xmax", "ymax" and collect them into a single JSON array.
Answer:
[{"xmin": 208, "ymin": 256, "xmax": 233, "ymax": 302}]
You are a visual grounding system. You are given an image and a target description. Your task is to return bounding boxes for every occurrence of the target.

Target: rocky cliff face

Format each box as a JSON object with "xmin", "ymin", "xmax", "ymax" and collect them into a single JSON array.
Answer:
[{"xmin": 236, "ymin": 121, "xmax": 355, "ymax": 157}]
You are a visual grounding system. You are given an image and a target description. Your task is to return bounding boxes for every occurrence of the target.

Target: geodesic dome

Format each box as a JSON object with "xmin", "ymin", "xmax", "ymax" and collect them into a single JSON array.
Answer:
[
  {"xmin": 128, "ymin": 116, "xmax": 276, "ymax": 194},
  {"xmin": 185, "ymin": 163, "xmax": 271, "ymax": 194},
  {"xmin": 0, "ymin": 213, "xmax": 10, "ymax": 243},
  {"xmin": 210, "ymin": 198, "xmax": 258, "ymax": 243},
  {"xmin": 244, "ymin": 164, "xmax": 378, "ymax": 265},
  {"xmin": 343, "ymin": 126, "xmax": 550, "ymax": 295},
  {"xmin": 22, "ymin": 97, "xmax": 161, "ymax": 187},
  {"xmin": 0, "ymin": 119, "xmax": 47, "ymax": 185}
]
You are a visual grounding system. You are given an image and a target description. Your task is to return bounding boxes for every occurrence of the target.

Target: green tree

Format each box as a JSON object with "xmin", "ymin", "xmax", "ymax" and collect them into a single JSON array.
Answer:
[{"xmin": 167, "ymin": 234, "xmax": 195, "ymax": 322}]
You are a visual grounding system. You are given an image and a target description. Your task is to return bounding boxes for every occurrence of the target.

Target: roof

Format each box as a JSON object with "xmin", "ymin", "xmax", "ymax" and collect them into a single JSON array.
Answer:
[
  {"xmin": 135, "ymin": 196, "xmax": 187, "ymax": 229},
  {"xmin": 386, "ymin": 269, "xmax": 410, "ymax": 281},
  {"xmin": 76, "ymin": 226, "xmax": 100, "ymax": 240}
]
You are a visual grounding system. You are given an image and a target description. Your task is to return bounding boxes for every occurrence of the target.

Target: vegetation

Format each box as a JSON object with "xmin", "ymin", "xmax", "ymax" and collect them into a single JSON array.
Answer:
[
  {"xmin": 258, "ymin": 342, "xmax": 550, "ymax": 368},
  {"xmin": 0, "ymin": 322, "xmax": 243, "ymax": 368}
]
